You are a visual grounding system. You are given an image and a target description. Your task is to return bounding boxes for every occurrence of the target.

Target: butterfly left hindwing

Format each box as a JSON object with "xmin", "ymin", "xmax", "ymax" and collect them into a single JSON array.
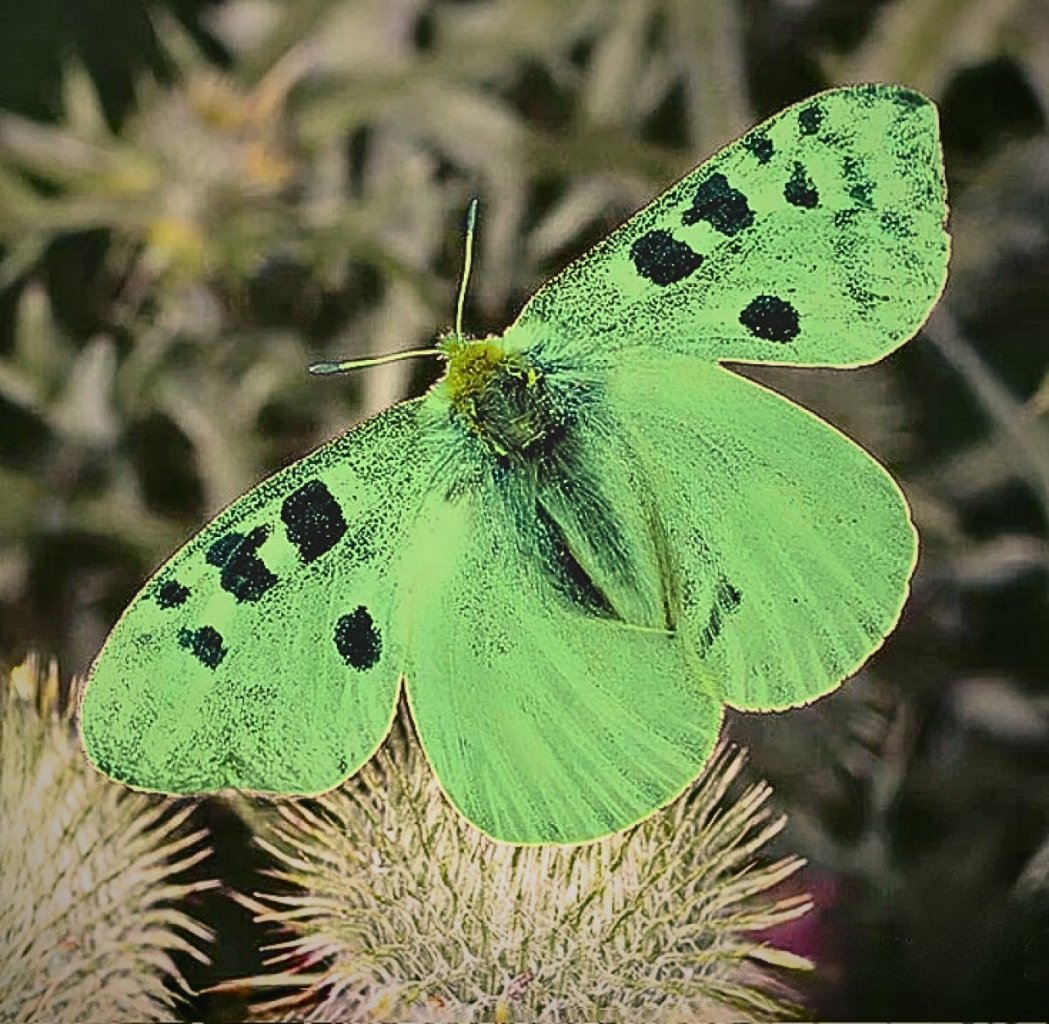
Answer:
[{"xmin": 401, "ymin": 455, "xmax": 723, "ymax": 845}]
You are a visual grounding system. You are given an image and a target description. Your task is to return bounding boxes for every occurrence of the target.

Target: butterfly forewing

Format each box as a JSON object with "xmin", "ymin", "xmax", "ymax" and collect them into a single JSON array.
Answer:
[
  {"xmin": 80, "ymin": 399, "xmax": 430, "ymax": 795},
  {"xmin": 509, "ymin": 84, "xmax": 948, "ymax": 369}
]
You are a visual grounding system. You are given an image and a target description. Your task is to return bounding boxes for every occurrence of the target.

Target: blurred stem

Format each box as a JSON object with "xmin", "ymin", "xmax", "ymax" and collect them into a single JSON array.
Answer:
[
  {"xmin": 924, "ymin": 305, "xmax": 1049, "ymax": 526},
  {"xmin": 239, "ymin": 0, "xmax": 347, "ymax": 84},
  {"xmin": 672, "ymin": 0, "xmax": 749, "ymax": 153}
]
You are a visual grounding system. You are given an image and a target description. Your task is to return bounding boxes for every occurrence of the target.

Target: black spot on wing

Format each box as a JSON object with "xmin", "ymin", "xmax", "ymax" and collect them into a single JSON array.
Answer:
[
  {"xmin": 345, "ymin": 517, "xmax": 379, "ymax": 565},
  {"xmin": 722, "ymin": 579, "xmax": 742, "ymax": 608},
  {"xmin": 846, "ymin": 277, "xmax": 889, "ymax": 311},
  {"xmin": 334, "ymin": 606, "xmax": 381, "ymax": 670},
  {"xmin": 90, "ymin": 749, "xmax": 115, "ymax": 777},
  {"xmin": 629, "ymin": 229, "xmax": 704, "ymax": 286},
  {"xmin": 698, "ymin": 578, "xmax": 742, "ymax": 652},
  {"xmin": 742, "ymin": 131, "xmax": 773, "ymax": 164},
  {"xmin": 798, "ymin": 102, "xmax": 824, "ymax": 135},
  {"xmin": 682, "ymin": 173, "xmax": 754, "ymax": 236},
  {"xmin": 880, "ymin": 209, "xmax": 915, "ymax": 239},
  {"xmin": 784, "ymin": 161, "xmax": 819, "ymax": 208},
  {"xmin": 90, "ymin": 746, "xmax": 144, "ymax": 787},
  {"xmin": 206, "ymin": 525, "xmax": 278, "ymax": 603},
  {"xmin": 178, "ymin": 625, "xmax": 227, "ymax": 669},
  {"xmin": 855, "ymin": 83, "xmax": 881, "ymax": 106},
  {"xmin": 833, "ymin": 209, "xmax": 861, "ymax": 232},
  {"xmin": 890, "ymin": 86, "xmax": 926, "ymax": 110},
  {"xmin": 740, "ymin": 295, "xmax": 800, "ymax": 343},
  {"xmin": 156, "ymin": 579, "xmax": 190, "ymax": 608},
  {"xmin": 842, "ymin": 156, "xmax": 874, "ymax": 208},
  {"xmin": 849, "ymin": 181, "xmax": 874, "ymax": 207},
  {"xmin": 206, "ymin": 533, "xmax": 241, "ymax": 566},
  {"xmin": 281, "ymin": 479, "xmax": 348, "ymax": 563}
]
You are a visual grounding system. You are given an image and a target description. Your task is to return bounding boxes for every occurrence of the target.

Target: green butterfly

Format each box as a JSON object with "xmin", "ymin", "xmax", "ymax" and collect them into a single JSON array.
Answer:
[{"xmin": 81, "ymin": 84, "xmax": 949, "ymax": 844}]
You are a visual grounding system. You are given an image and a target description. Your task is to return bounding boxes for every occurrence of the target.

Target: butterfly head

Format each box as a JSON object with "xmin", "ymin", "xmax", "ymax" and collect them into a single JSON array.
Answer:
[{"xmin": 437, "ymin": 333, "xmax": 563, "ymax": 461}]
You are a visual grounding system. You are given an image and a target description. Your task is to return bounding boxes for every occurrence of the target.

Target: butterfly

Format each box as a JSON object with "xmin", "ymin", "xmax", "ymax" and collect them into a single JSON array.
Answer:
[{"xmin": 80, "ymin": 84, "xmax": 949, "ymax": 844}]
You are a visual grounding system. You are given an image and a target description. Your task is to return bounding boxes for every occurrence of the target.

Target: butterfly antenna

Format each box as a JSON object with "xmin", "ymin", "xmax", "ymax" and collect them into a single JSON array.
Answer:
[
  {"xmin": 309, "ymin": 347, "xmax": 443, "ymax": 375},
  {"xmin": 455, "ymin": 197, "xmax": 479, "ymax": 339},
  {"xmin": 310, "ymin": 200, "xmax": 480, "ymax": 376}
]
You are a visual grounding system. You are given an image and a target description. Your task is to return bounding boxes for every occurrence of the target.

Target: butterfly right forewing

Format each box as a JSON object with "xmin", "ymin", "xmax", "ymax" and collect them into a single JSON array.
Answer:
[{"xmin": 81, "ymin": 399, "xmax": 432, "ymax": 796}]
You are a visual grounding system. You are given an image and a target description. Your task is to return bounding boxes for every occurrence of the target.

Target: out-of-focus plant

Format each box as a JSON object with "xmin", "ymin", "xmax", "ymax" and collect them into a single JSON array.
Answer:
[
  {"xmin": 0, "ymin": 654, "xmax": 214, "ymax": 1023},
  {"xmin": 229, "ymin": 729, "xmax": 810, "ymax": 1023}
]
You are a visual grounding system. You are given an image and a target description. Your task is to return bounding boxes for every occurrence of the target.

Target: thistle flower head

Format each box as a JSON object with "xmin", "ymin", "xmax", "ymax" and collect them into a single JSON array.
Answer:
[
  {"xmin": 0, "ymin": 655, "xmax": 215, "ymax": 1023},
  {"xmin": 243, "ymin": 724, "xmax": 812, "ymax": 1022}
]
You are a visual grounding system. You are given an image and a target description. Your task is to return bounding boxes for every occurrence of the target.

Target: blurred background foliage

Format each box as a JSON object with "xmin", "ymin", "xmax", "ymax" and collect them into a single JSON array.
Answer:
[{"xmin": 0, "ymin": 0, "xmax": 1047, "ymax": 1018}]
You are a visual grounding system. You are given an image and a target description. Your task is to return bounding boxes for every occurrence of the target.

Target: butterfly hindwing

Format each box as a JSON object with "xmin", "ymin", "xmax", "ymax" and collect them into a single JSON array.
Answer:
[
  {"xmin": 399, "ymin": 452, "xmax": 723, "ymax": 845},
  {"xmin": 603, "ymin": 351, "xmax": 916, "ymax": 710},
  {"xmin": 508, "ymin": 84, "xmax": 948, "ymax": 368},
  {"xmin": 80, "ymin": 400, "xmax": 429, "ymax": 795}
]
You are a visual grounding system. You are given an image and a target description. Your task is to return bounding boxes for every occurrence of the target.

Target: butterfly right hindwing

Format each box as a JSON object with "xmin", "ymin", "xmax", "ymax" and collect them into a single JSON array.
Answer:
[{"xmin": 603, "ymin": 351, "xmax": 917, "ymax": 710}]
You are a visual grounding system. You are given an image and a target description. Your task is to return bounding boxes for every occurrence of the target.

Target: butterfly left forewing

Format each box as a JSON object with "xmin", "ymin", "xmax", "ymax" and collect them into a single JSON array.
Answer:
[
  {"xmin": 508, "ymin": 84, "xmax": 948, "ymax": 369},
  {"xmin": 80, "ymin": 399, "xmax": 429, "ymax": 795}
]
